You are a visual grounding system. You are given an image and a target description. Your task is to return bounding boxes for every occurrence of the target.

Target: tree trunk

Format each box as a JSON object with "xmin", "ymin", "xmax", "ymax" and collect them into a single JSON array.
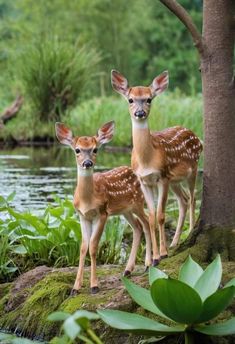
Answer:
[
  {"xmin": 194, "ymin": 0, "xmax": 235, "ymax": 256},
  {"xmin": 200, "ymin": 0, "xmax": 235, "ymax": 228}
]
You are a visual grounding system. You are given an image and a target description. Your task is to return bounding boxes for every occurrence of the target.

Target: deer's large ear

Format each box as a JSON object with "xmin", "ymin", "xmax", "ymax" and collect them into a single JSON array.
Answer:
[
  {"xmin": 96, "ymin": 121, "xmax": 115, "ymax": 145},
  {"xmin": 150, "ymin": 71, "xmax": 169, "ymax": 97},
  {"xmin": 111, "ymin": 70, "xmax": 129, "ymax": 97},
  {"xmin": 55, "ymin": 122, "xmax": 73, "ymax": 146}
]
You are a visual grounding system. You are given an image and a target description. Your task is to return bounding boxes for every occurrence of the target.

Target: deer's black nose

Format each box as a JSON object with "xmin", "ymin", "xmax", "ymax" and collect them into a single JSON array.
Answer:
[
  {"xmin": 134, "ymin": 110, "xmax": 146, "ymax": 119},
  {"xmin": 82, "ymin": 160, "xmax": 93, "ymax": 169}
]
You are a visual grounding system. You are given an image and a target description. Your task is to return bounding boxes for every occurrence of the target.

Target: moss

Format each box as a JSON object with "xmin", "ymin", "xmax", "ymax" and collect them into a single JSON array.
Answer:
[
  {"xmin": 0, "ymin": 265, "xmax": 133, "ymax": 341},
  {"xmin": 0, "ymin": 283, "xmax": 11, "ymax": 299}
]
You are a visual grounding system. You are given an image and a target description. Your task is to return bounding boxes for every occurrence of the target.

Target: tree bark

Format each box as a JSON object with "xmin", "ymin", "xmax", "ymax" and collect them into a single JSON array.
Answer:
[
  {"xmin": 159, "ymin": 0, "xmax": 235, "ymax": 259},
  {"xmin": 199, "ymin": 0, "xmax": 235, "ymax": 231}
]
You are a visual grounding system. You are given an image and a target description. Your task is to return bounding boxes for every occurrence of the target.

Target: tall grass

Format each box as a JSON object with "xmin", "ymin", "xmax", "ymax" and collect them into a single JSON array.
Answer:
[
  {"xmin": 67, "ymin": 91, "xmax": 203, "ymax": 146},
  {"xmin": 1, "ymin": 92, "xmax": 202, "ymax": 143},
  {"xmin": 18, "ymin": 36, "xmax": 101, "ymax": 121}
]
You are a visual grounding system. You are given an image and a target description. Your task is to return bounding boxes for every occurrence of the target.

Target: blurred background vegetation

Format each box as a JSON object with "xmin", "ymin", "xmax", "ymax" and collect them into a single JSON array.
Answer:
[{"xmin": 0, "ymin": 0, "xmax": 203, "ymax": 144}]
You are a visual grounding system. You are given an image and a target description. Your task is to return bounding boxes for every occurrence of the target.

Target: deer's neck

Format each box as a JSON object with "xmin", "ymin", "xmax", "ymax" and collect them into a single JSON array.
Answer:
[
  {"xmin": 76, "ymin": 167, "xmax": 94, "ymax": 203},
  {"xmin": 131, "ymin": 118, "xmax": 154, "ymax": 164}
]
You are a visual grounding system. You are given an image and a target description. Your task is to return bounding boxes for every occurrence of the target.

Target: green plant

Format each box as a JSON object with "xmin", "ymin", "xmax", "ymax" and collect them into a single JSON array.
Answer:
[
  {"xmin": 18, "ymin": 36, "xmax": 101, "ymax": 122},
  {"xmin": 97, "ymin": 216, "xmax": 126, "ymax": 264},
  {"xmin": 0, "ymin": 194, "xmax": 82, "ymax": 268},
  {"xmin": 98, "ymin": 255, "xmax": 235, "ymax": 343},
  {"xmin": 0, "ymin": 194, "xmax": 139, "ymax": 271},
  {"xmin": 48, "ymin": 310, "xmax": 102, "ymax": 344}
]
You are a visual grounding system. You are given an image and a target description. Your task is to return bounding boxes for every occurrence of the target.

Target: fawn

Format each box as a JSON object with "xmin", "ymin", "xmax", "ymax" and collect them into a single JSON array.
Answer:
[
  {"xmin": 55, "ymin": 121, "xmax": 153, "ymax": 294},
  {"xmin": 111, "ymin": 70, "xmax": 203, "ymax": 261}
]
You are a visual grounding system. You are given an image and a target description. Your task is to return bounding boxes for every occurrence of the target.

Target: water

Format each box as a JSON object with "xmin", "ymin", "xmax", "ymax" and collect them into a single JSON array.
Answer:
[{"xmin": 0, "ymin": 145, "xmax": 130, "ymax": 214}]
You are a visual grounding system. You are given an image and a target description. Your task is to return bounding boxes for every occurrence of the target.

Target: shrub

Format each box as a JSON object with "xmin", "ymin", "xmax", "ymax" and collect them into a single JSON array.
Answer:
[{"xmin": 18, "ymin": 36, "xmax": 101, "ymax": 122}]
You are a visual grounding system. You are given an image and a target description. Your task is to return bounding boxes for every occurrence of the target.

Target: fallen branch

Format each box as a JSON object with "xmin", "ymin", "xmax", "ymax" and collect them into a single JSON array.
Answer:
[{"xmin": 0, "ymin": 95, "xmax": 23, "ymax": 127}]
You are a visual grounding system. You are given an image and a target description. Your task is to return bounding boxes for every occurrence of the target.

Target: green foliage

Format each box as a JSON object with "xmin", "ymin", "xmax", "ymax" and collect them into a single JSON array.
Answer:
[
  {"xmin": 17, "ymin": 36, "xmax": 101, "ymax": 121},
  {"xmin": 0, "ymin": 0, "xmax": 202, "ymax": 108},
  {"xmin": 0, "ymin": 194, "xmax": 130, "ymax": 277},
  {"xmin": 48, "ymin": 310, "xmax": 102, "ymax": 344},
  {"xmin": 67, "ymin": 91, "xmax": 203, "ymax": 146},
  {"xmin": 98, "ymin": 255, "xmax": 235, "ymax": 343}
]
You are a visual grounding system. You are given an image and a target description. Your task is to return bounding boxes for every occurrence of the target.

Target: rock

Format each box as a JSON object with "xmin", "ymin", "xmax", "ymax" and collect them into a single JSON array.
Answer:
[{"xmin": 0, "ymin": 265, "xmax": 147, "ymax": 342}]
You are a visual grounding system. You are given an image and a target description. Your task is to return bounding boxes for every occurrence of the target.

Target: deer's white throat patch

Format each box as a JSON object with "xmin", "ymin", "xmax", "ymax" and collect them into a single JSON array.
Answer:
[
  {"xmin": 77, "ymin": 166, "xmax": 94, "ymax": 177},
  {"xmin": 131, "ymin": 117, "xmax": 148, "ymax": 129}
]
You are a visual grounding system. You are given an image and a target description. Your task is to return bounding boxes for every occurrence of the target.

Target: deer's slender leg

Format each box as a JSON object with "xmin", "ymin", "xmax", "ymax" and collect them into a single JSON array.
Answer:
[
  {"xmin": 140, "ymin": 183, "xmax": 159, "ymax": 265},
  {"xmin": 187, "ymin": 171, "xmax": 197, "ymax": 232},
  {"xmin": 89, "ymin": 213, "xmax": 107, "ymax": 293},
  {"xmin": 134, "ymin": 208, "xmax": 155, "ymax": 268},
  {"xmin": 170, "ymin": 183, "xmax": 189, "ymax": 247},
  {"xmin": 72, "ymin": 215, "xmax": 92, "ymax": 294},
  {"xmin": 123, "ymin": 213, "xmax": 143, "ymax": 275},
  {"xmin": 157, "ymin": 179, "xmax": 169, "ymax": 258}
]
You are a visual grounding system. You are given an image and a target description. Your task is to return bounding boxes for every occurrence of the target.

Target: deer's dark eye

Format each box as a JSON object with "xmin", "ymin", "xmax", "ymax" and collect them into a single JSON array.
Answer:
[
  {"xmin": 147, "ymin": 98, "xmax": 152, "ymax": 104},
  {"xmin": 93, "ymin": 148, "xmax": 98, "ymax": 154},
  {"xmin": 75, "ymin": 148, "xmax": 81, "ymax": 154},
  {"xmin": 128, "ymin": 98, "xmax": 134, "ymax": 104}
]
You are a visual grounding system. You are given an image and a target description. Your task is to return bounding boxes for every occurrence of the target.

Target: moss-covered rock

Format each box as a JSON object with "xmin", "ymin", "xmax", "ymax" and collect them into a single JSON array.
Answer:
[
  {"xmin": 0, "ymin": 257, "xmax": 234, "ymax": 344},
  {"xmin": 0, "ymin": 264, "xmax": 147, "ymax": 342}
]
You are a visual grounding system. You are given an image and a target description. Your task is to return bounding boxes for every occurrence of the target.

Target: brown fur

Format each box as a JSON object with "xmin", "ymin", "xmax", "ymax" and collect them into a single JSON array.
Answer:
[{"xmin": 55, "ymin": 121, "xmax": 153, "ymax": 292}]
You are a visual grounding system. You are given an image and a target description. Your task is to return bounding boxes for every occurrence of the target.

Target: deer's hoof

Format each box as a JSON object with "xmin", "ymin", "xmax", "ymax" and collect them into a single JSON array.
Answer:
[
  {"xmin": 70, "ymin": 288, "xmax": 80, "ymax": 297},
  {"xmin": 90, "ymin": 286, "xmax": 100, "ymax": 294},
  {"xmin": 123, "ymin": 270, "xmax": 131, "ymax": 277},
  {"xmin": 144, "ymin": 266, "xmax": 149, "ymax": 273},
  {"xmin": 152, "ymin": 259, "xmax": 160, "ymax": 266},
  {"xmin": 160, "ymin": 254, "xmax": 168, "ymax": 260}
]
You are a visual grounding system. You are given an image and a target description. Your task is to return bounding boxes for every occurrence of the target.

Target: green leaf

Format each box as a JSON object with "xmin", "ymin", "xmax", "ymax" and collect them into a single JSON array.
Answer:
[
  {"xmin": 97, "ymin": 310, "xmax": 185, "ymax": 335},
  {"xmin": 73, "ymin": 310, "xmax": 100, "ymax": 321},
  {"xmin": 12, "ymin": 245, "xmax": 27, "ymax": 254},
  {"xmin": 63, "ymin": 316, "xmax": 81, "ymax": 340},
  {"xmin": 224, "ymin": 277, "xmax": 235, "ymax": 288},
  {"xmin": 7, "ymin": 191, "xmax": 16, "ymax": 202},
  {"xmin": 194, "ymin": 255, "xmax": 222, "ymax": 301},
  {"xmin": 179, "ymin": 255, "xmax": 203, "ymax": 287},
  {"xmin": 151, "ymin": 278, "xmax": 203, "ymax": 324},
  {"xmin": 122, "ymin": 278, "xmax": 169, "ymax": 320},
  {"xmin": 195, "ymin": 317, "xmax": 235, "ymax": 336},
  {"xmin": 149, "ymin": 266, "xmax": 168, "ymax": 285},
  {"xmin": 196, "ymin": 286, "xmax": 235, "ymax": 323},
  {"xmin": 49, "ymin": 207, "xmax": 64, "ymax": 218},
  {"xmin": 47, "ymin": 311, "xmax": 70, "ymax": 321}
]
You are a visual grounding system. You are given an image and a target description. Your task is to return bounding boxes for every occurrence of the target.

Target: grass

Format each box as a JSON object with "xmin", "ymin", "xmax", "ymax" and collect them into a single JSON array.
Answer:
[{"xmin": 0, "ymin": 92, "xmax": 203, "ymax": 145}]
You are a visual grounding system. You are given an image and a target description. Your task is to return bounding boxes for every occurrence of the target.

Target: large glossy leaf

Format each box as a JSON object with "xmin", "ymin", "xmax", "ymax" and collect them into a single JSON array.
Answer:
[
  {"xmin": 224, "ymin": 277, "xmax": 235, "ymax": 288},
  {"xmin": 149, "ymin": 266, "xmax": 168, "ymax": 285},
  {"xmin": 151, "ymin": 278, "xmax": 203, "ymax": 324},
  {"xmin": 179, "ymin": 255, "xmax": 203, "ymax": 287},
  {"xmin": 194, "ymin": 255, "xmax": 222, "ymax": 301},
  {"xmin": 97, "ymin": 310, "xmax": 185, "ymax": 335},
  {"xmin": 196, "ymin": 286, "xmax": 235, "ymax": 323},
  {"xmin": 122, "ymin": 278, "xmax": 169, "ymax": 320},
  {"xmin": 195, "ymin": 318, "xmax": 235, "ymax": 336}
]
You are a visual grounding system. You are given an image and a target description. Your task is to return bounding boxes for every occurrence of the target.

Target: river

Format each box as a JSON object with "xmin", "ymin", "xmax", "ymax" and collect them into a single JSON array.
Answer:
[{"xmin": 0, "ymin": 145, "xmax": 130, "ymax": 214}]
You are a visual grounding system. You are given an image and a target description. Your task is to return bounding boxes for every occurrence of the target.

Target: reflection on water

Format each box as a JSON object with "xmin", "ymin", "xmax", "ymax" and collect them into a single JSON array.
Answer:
[{"xmin": 0, "ymin": 145, "xmax": 130, "ymax": 213}]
